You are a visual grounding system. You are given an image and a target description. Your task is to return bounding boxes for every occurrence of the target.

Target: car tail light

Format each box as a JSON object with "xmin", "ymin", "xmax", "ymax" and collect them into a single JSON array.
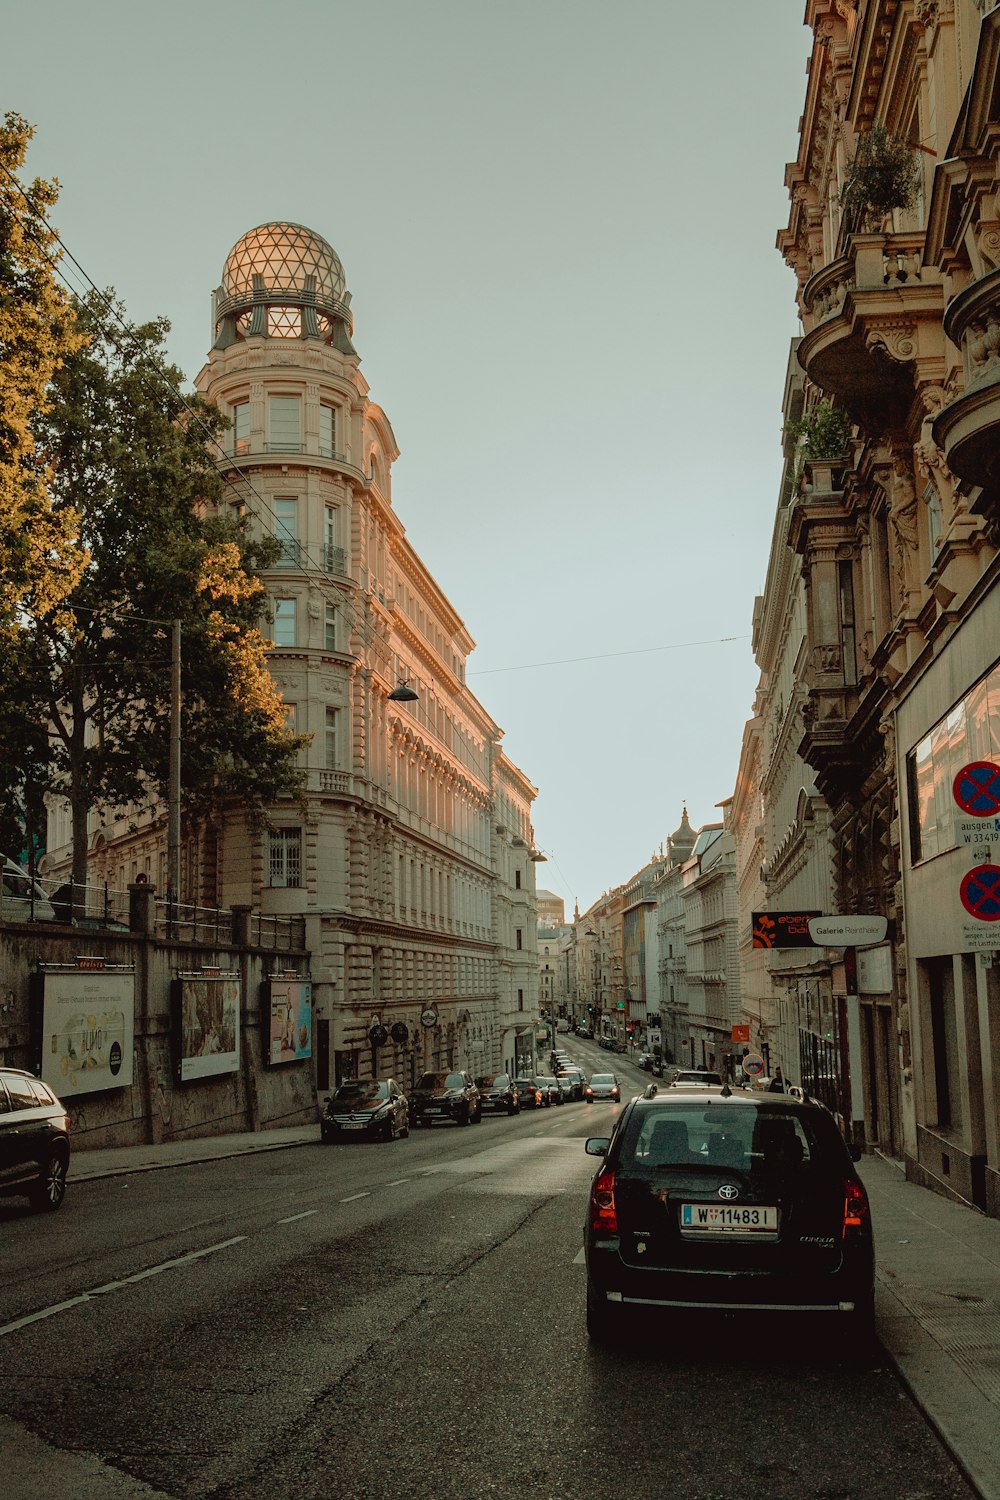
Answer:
[
  {"xmin": 843, "ymin": 1177, "xmax": 870, "ymax": 1234},
  {"xmin": 589, "ymin": 1168, "xmax": 618, "ymax": 1233}
]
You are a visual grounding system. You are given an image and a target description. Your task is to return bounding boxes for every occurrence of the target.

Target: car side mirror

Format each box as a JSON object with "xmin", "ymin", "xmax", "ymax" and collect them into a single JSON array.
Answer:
[
  {"xmin": 849, "ymin": 1142, "xmax": 864, "ymax": 1162},
  {"xmin": 585, "ymin": 1137, "xmax": 610, "ymax": 1156}
]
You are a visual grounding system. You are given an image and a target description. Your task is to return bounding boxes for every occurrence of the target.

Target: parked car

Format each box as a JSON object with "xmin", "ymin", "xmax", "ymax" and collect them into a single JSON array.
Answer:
[
  {"xmin": 576, "ymin": 1026, "xmax": 593, "ymax": 1039},
  {"xmin": 321, "ymin": 1079, "xmax": 410, "ymax": 1142},
  {"xmin": 637, "ymin": 1052, "xmax": 654, "ymax": 1071},
  {"xmin": 1, "ymin": 857, "xmax": 56, "ymax": 923},
  {"xmin": 558, "ymin": 1067, "xmax": 586, "ymax": 1101},
  {"xmin": 515, "ymin": 1077, "xmax": 546, "ymax": 1109},
  {"xmin": 476, "ymin": 1073, "xmax": 520, "ymax": 1116},
  {"xmin": 0, "ymin": 1068, "xmax": 71, "ymax": 1210},
  {"xmin": 409, "ymin": 1070, "xmax": 481, "ymax": 1126},
  {"xmin": 537, "ymin": 1075, "xmax": 563, "ymax": 1105},
  {"xmin": 585, "ymin": 1073, "xmax": 621, "ymax": 1103},
  {"xmin": 582, "ymin": 1087, "xmax": 874, "ymax": 1345},
  {"xmin": 555, "ymin": 1074, "xmax": 576, "ymax": 1104}
]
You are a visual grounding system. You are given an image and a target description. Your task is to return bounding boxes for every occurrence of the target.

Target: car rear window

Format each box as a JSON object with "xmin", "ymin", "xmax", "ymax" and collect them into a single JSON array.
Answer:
[{"xmin": 622, "ymin": 1103, "xmax": 840, "ymax": 1173}]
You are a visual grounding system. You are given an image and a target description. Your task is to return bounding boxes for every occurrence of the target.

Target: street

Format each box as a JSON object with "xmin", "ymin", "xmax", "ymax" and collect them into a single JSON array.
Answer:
[{"xmin": 0, "ymin": 1048, "xmax": 978, "ymax": 1500}]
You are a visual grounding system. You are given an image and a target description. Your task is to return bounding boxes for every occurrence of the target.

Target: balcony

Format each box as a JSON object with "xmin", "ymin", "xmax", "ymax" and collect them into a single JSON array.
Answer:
[
  {"xmin": 798, "ymin": 233, "xmax": 944, "ymax": 429},
  {"xmin": 932, "ymin": 266, "xmax": 1000, "ymax": 502}
]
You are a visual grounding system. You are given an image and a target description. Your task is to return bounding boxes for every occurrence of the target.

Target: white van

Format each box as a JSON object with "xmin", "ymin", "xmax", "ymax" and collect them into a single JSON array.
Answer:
[{"xmin": 1, "ymin": 857, "xmax": 57, "ymax": 922}]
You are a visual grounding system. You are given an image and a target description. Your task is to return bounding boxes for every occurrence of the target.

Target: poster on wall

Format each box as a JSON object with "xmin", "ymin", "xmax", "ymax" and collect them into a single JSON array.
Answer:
[
  {"xmin": 175, "ymin": 973, "xmax": 240, "ymax": 1081},
  {"xmin": 265, "ymin": 978, "xmax": 312, "ymax": 1065},
  {"xmin": 39, "ymin": 968, "xmax": 136, "ymax": 1096}
]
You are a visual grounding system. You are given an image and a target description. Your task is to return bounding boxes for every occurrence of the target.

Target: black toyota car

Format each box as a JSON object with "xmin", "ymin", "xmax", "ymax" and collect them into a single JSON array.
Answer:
[{"xmin": 583, "ymin": 1085, "xmax": 874, "ymax": 1346}]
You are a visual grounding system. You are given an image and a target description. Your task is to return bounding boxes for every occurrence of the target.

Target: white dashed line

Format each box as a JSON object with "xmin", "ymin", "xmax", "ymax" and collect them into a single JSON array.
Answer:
[
  {"xmin": 0, "ymin": 1236, "xmax": 248, "ymax": 1339},
  {"xmin": 277, "ymin": 1209, "xmax": 319, "ymax": 1224},
  {"xmin": 339, "ymin": 1191, "xmax": 371, "ymax": 1203},
  {"xmin": 386, "ymin": 1179, "xmax": 411, "ymax": 1187}
]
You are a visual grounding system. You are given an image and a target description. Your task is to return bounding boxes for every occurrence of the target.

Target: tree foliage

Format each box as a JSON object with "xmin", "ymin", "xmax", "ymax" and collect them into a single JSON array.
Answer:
[
  {"xmin": 14, "ymin": 290, "xmax": 307, "ymax": 891},
  {"xmin": 0, "ymin": 113, "xmax": 86, "ymax": 631}
]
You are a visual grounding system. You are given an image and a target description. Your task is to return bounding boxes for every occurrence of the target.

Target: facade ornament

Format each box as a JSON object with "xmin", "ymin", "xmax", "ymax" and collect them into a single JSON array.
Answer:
[
  {"xmin": 914, "ymin": 385, "xmax": 961, "ymax": 517},
  {"xmin": 975, "ymin": 222, "xmax": 1000, "ymax": 270},
  {"xmin": 888, "ymin": 453, "xmax": 920, "ymax": 600},
  {"xmin": 865, "ymin": 322, "xmax": 917, "ymax": 364}
]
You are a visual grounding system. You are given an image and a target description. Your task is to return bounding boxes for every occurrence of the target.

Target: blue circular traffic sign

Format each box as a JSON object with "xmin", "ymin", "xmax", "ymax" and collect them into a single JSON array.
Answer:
[
  {"xmin": 960, "ymin": 864, "xmax": 1000, "ymax": 921},
  {"xmin": 954, "ymin": 761, "xmax": 1000, "ymax": 817}
]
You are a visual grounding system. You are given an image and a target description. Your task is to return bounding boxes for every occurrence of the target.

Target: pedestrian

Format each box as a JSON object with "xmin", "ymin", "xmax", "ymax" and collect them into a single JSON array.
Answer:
[{"xmin": 769, "ymin": 1067, "xmax": 786, "ymax": 1093}]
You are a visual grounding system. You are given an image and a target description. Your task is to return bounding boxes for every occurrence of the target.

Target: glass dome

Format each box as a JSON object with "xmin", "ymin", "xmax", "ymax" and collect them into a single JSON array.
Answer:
[{"xmin": 221, "ymin": 223, "xmax": 347, "ymax": 305}]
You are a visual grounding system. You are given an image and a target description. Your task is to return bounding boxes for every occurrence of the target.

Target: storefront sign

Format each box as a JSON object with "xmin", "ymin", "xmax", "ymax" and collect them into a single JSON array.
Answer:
[
  {"xmin": 751, "ymin": 911, "xmax": 821, "ymax": 949},
  {"xmin": 808, "ymin": 915, "xmax": 888, "ymax": 946}
]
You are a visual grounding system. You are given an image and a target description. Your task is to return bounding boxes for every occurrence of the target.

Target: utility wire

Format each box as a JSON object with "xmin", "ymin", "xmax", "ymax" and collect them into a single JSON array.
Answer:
[{"xmin": 469, "ymin": 634, "xmax": 750, "ymax": 676}]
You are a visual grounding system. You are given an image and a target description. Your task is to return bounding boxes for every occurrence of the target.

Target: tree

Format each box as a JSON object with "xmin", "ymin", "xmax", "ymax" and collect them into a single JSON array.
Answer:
[
  {"xmin": 0, "ymin": 113, "xmax": 86, "ymax": 629},
  {"xmin": 22, "ymin": 290, "xmax": 307, "ymax": 901},
  {"xmin": 0, "ymin": 114, "xmax": 86, "ymax": 862}
]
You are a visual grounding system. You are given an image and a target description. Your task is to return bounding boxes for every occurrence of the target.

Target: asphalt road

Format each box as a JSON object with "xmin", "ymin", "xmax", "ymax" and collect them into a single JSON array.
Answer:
[{"xmin": 0, "ymin": 1043, "xmax": 978, "ymax": 1500}]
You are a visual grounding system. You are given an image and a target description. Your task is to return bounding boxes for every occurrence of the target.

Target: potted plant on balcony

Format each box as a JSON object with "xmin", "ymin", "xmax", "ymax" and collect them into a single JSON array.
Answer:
[
  {"xmin": 786, "ymin": 400, "xmax": 852, "ymax": 492},
  {"xmin": 840, "ymin": 123, "xmax": 919, "ymax": 232}
]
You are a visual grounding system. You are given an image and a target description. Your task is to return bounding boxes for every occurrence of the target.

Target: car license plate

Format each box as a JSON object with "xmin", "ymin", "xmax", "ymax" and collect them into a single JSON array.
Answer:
[
  {"xmin": 344, "ymin": 1122, "xmax": 366, "ymax": 1130},
  {"xmin": 680, "ymin": 1204, "xmax": 777, "ymax": 1233}
]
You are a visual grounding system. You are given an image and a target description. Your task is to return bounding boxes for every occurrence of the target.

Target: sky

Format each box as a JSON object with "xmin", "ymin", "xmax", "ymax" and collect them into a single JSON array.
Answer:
[{"xmin": 3, "ymin": 0, "xmax": 812, "ymax": 915}]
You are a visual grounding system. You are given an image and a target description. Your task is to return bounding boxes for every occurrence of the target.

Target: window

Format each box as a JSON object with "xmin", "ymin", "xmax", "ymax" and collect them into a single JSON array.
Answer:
[
  {"xmin": 268, "ymin": 396, "xmax": 302, "ymax": 452},
  {"xmin": 268, "ymin": 828, "xmax": 302, "ymax": 888},
  {"xmin": 515, "ymin": 869, "xmax": 521, "ymax": 889},
  {"xmin": 232, "ymin": 401, "xmax": 250, "ymax": 455},
  {"xmin": 274, "ymin": 497, "xmax": 299, "ymax": 567},
  {"xmin": 325, "ymin": 708, "xmax": 338, "ymax": 769},
  {"xmin": 517, "ymin": 988, "xmax": 524, "ymax": 1011},
  {"xmin": 324, "ymin": 507, "xmax": 344, "ymax": 573},
  {"xmin": 516, "ymin": 929, "xmax": 523, "ymax": 950},
  {"xmin": 839, "ymin": 559, "xmax": 857, "ymax": 687},
  {"xmin": 272, "ymin": 597, "xmax": 296, "ymax": 647},
  {"xmin": 320, "ymin": 404, "xmax": 337, "ymax": 458},
  {"xmin": 324, "ymin": 604, "xmax": 337, "ymax": 651}
]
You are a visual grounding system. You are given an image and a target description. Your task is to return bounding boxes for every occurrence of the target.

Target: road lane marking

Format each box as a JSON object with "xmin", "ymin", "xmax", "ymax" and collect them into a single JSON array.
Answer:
[
  {"xmin": 386, "ymin": 1179, "xmax": 411, "ymax": 1187},
  {"xmin": 0, "ymin": 1236, "xmax": 247, "ymax": 1339},
  {"xmin": 573, "ymin": 1248, "xmax": 585, "ymax": 1264},
  {"xmin": 339, "ymin": 1191, "xmax": 371, "ymax": 1203},
  {"xmin": 277, "ymin": 1210, "xmax": 318, "ymax": 1224}
]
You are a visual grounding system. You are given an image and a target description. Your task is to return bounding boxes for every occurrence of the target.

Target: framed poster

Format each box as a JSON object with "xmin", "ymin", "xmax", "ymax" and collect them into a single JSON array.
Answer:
[
  {"xmin": 38, "ymin": 968, "xmax": 136, "ymax": 1096},
  {"xmin": 265, "ymin": 978, "xmax": 312, "ymax": 1065},
  {"xmin": 174, "ymin": 974, "xmax": 240, "ymax": 1081}
]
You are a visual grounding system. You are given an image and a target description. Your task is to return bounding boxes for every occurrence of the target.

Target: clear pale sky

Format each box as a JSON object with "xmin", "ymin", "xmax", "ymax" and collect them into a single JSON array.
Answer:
[{"xmin": 4, "ymin": 1, "xmax": 811, "ymax": 914}]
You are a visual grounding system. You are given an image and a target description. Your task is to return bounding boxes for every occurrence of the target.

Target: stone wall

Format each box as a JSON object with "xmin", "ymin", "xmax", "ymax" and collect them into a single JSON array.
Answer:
[{"xmin": 0, "ymin": 901, "xmax": 315, "ymax": 1152}]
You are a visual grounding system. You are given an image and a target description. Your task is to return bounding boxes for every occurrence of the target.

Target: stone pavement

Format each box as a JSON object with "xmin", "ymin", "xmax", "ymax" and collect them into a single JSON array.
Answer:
[{"xmin": 64, "ymin": 1129, "xmax": 1000, "ymax": 1500}]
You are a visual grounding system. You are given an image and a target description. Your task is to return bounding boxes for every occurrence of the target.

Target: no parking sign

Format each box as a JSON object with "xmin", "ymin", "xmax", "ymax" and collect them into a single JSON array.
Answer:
[{"xmin": 741, "ymin": 1052, "xmax": 765, "ymax": 1078}]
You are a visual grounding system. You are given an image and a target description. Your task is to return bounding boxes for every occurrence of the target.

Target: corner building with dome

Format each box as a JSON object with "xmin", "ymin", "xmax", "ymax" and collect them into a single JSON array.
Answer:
[
  {"xmin": 191, "ymin": 223, "xmax": 541, "ymax": 1088},
  {"xmin": 188, "ymin": 224, "xmax": 543, "ymax": 1088}
]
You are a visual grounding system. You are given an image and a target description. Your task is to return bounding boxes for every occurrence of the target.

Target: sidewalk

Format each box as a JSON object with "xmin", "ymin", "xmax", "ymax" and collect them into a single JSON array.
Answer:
[
  {"xmin": 861, "ymin": 1151, "xmax": 1000, "ymax": 1500},
  {"xmin": 66, "ymin": 1129, "xmax": 1000, "ymax": 1500}
]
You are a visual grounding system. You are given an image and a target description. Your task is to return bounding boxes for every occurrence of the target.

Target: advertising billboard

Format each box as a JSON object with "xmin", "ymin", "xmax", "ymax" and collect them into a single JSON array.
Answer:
[
  {"xmin": 265, "ymin": 978, "xmax": 312, "ymax": 1065},
  {"xmin": 39, "ymin": 969, "xmax": 136, "ymax": 1096},
  {"xmin": 175, "ymin": 974, "xmax": 240, "ymax": 1081}
]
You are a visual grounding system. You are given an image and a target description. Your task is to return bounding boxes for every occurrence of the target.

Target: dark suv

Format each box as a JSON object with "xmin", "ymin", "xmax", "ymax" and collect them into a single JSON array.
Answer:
[
  {"xmin": 475, "ymin": 1073, "xmax": 520, "ymax": 1116},
  {"xmin": 0, "ymin": 1068, "xmax": 71, "ymax": 1211},
  {"xmin": 583, "ymin": 1085, "xmax": 873, "ymax": 1345},
  {"xmin": 409, "ymin": 1070, "xmax": 481, "ymax": 1126}
]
